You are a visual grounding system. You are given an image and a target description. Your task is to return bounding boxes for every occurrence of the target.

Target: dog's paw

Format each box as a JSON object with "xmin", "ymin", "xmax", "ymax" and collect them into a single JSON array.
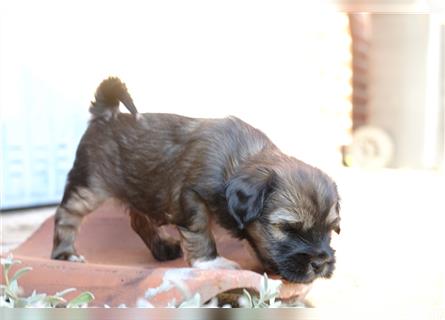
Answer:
[
  {"xmin": 51, "ymin": 248, "xmax": 86, "ymax": 262},
  {"xmin": 192, "ymin": 256, "xmax": 240, "ymax": 270},
  {"xmin": 67, "ymin": 254, "xmax": 86, "ymax": 263}
]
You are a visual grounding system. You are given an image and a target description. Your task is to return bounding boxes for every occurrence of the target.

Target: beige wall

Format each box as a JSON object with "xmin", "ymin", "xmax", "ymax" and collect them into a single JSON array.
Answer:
[
  {"xmin": 367, "ymin": 14, "xmax": 429, "ymax": 168},
  {"xmin": 367, "ymin": 14, "xmax": 445, "ymax": 169}
]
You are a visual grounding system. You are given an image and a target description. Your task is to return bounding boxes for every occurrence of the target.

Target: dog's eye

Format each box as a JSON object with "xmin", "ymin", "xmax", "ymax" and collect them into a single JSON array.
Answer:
[
  {"xmin": 268, "ymin": 210, "xmax": 301, "ymax": 226},
  {"xmin": 236, "ymin": 190, "xmax": 249, "ymax": 203},
  {"xmin": 280, "ymin": 222, "xmax": 303, "ymax": 234}
]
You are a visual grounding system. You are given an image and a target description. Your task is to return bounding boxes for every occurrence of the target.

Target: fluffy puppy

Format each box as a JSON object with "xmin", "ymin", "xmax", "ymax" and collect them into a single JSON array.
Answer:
[{"xmin": 51, "ymin": 77, "xmax": 341, "ymax": 283}]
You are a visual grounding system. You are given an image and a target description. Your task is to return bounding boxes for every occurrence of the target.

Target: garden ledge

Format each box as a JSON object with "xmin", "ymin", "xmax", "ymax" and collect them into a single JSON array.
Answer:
[{"xmin": 3, "ymin": 201, "xmax": 310, "ymax": 307}]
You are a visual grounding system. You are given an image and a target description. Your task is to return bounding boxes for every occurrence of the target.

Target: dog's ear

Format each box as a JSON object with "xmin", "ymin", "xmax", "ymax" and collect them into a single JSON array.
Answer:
[
  {"xmin": 225, "ymin": 169, "xmax": 274, "ymax": 230},
  {"xmin": 326, "ymin": 201, "xmax": 341, "ymax": 234},
  {"xmin": 333, "ymin": 201, "xmax": 341, "ymax": 234}
]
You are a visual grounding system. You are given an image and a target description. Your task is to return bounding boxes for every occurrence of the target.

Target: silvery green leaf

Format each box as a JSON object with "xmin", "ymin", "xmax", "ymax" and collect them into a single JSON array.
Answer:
[
  {"xmin": 55, "ymin": 288, "xmax": 76, "ymax": 297},
  {"xmin": 13, "ymin": 297, "xmax": 30, "ymax": 308},
  {"xmin": 263, "ymin": 273, "xmax": 269, "ymax": 289},
  {"xmin": 239, "ymin": 289, "xmax": 253, "ymax": 308},
  {"xmin": 8, "ymin": 279, "xmax": 23, "ymax": 297},
  {"xmin": 9, "ymin": 280, "xmax": 17, "ymax": 292},
  {"xmin": 4, "ymin": 286, "xmax": 18, "ymax": 300},
  {"xmin": 66, "ymin": 292, "xmax": 94, "ymax": 308},
  {"xmin": 26, "ymin": 293, "xmax": 47, "ymax": 305},
  {"xmin": 0, "ymin": 254, "xmax": 21, "ymax": 267},
  {"xmin": 259, "ymin": 274, "xmax": 266, "ymax": 300},
  {"xmin": 178, "ymin": 293, "xmax": 201, "ymax": 308},
  {"xmin": 10, "ymin": 267, "xmax": 32, "ymax": 284},
  {"xmin": 44, "ymin": 295, "xmax": 67, "ymax": 307},
  {"xmin": 26, "ymin": 300, "xmax": 50, "ymax": 308},
  {"xmin": 265, "ymin": 277, "xmax": 282, "ymax": 297}
]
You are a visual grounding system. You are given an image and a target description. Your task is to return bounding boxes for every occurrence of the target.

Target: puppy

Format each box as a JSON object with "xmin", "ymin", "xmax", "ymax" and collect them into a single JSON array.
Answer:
[{"xmin": 51, "ymin": 77, "xmax": 341, "ymax": 283}]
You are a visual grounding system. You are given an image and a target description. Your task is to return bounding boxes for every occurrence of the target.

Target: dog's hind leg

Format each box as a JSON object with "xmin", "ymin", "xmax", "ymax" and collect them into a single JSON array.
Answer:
[
  {"xmin": 130, "ymin": 209, "xmax": 182, "ymax": 261},
  {"xmin": 51, "ymin": 185, "xmax": 105, "ymax": 262}
]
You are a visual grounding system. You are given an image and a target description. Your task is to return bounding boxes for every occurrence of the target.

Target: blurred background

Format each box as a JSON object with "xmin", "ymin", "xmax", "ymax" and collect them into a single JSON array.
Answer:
[
  {"xmin": 1, "ymin": 0, "xmax": 444, "ymax": 310},
  {"xmin": 1, "ymin": 1, "xmax": 444, "ymax": 208}
]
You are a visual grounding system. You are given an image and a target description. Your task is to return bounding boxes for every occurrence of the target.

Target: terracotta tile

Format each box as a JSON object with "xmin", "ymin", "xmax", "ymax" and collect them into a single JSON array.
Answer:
[{"xmin": 4, "ymin": 201, "xmax": 310, "ymax": 306}]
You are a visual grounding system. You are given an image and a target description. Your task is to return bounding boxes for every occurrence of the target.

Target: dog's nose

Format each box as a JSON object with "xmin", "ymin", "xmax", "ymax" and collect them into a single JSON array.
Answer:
[
  {"xmin": 310, "ymin": 260, "xmax": 324, "ymax": 273},
  {"xmin": 310, "ymin": 250, "xmax": 331, "ymax": 272}
]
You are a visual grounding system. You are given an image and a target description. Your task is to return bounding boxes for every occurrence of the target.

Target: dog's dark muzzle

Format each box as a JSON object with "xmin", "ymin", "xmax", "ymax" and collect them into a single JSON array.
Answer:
[{"xmin": 275, "ymin": 246, "xmax": 336, "ymax": 284}]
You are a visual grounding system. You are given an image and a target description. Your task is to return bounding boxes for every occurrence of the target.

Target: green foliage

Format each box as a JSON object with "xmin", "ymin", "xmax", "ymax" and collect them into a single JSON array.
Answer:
[
  {"xmin": 238, "ymin": 273, "xmax": 283, "ymax": 308},
  {"xmin": 0, "ymin": 255, "xmax": 94, "ymax": 308},
  {"xmin": 1, "ymin": 254, "xmax": 301, "ymax": 308},
  {"xmin": 136, "ymin": 272, "xmax": 288, "ymax": 308}
]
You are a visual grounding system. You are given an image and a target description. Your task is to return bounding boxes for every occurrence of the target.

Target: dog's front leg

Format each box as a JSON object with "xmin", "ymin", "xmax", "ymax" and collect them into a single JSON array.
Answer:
[{"xmin": 178, "ymin": 189, "xmax": 240, "ymax": 270}]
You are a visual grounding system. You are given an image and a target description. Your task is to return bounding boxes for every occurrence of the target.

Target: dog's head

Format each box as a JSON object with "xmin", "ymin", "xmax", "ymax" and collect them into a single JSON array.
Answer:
[{"xmin": 225, "ymin": 157, "xmax": 340, "ymax": 283}]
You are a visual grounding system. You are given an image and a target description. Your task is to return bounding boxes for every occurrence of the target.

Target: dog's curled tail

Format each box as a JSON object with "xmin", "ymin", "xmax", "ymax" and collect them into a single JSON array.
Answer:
[{"xmin": 90, "ymin": 77, "xmax": 139, "ymax": 120}]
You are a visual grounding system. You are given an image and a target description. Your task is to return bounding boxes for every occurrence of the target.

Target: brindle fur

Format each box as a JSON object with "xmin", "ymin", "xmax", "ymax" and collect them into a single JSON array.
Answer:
[{"xmin": 51, "ymin": 77, "xmax": 340, "ymax": 283}]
